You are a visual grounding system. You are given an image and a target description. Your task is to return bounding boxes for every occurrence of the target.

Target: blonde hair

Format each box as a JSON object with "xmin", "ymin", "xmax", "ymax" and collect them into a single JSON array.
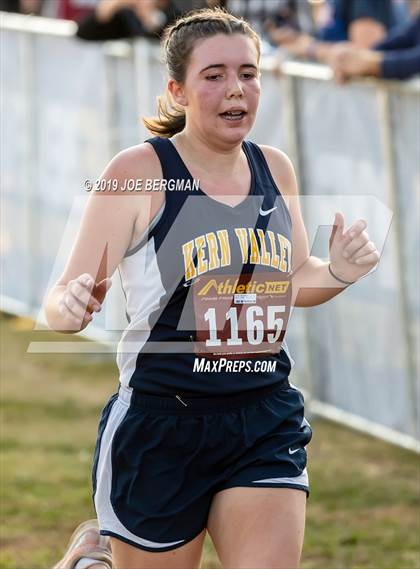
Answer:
[{"xmin": 142, "ymin": 7, "xmax": 261, "ymax": 138}]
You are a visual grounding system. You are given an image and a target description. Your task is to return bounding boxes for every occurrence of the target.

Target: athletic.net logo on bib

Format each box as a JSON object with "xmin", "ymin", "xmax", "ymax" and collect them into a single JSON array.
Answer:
[{"xmin": 192, "ymin": 271, "xmax": 291, "ymax": 359}]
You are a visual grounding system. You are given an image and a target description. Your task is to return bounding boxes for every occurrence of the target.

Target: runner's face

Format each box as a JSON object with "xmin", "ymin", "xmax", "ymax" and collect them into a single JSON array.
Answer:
[{"xmin": 179, "ymin": 33, "xmax": 261, "ymax": 145}]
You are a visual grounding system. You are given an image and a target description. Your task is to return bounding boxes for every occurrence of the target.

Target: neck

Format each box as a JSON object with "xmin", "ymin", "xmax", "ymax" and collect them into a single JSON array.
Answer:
[{"xmin": 172, "ymin": 128, "xmax": 245, "ymax": 176}]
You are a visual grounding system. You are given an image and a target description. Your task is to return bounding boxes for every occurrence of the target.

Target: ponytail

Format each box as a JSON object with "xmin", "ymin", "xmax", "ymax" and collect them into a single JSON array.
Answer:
[{"xmin": 142, "ymin": 90, "xmax": 185, "ymax": 138}]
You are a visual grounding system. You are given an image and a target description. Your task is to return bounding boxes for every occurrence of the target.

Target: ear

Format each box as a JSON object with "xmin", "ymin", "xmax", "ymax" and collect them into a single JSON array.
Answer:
[{"xmin": 168, "ymin": 78, "xmax": 188, "ymax": 107}]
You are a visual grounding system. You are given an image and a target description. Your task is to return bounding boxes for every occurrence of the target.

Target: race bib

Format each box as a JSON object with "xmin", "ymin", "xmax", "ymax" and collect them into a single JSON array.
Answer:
[{"xmin": 192, "ymin": 271, "xmax": 291, "ymax": 359}]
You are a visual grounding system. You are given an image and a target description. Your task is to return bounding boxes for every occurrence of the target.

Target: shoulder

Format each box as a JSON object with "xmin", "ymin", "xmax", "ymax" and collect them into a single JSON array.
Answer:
[
  {"xmin": 103, "ymin": 141, "xmax": 162, "ymax": 185},
  {"xmin": 254, "ymin": 143, "xmax": 298, "ymax": 196},
  {"xmin": 86, "ymin": 141, "xmax": 164, "ymax": 223}
]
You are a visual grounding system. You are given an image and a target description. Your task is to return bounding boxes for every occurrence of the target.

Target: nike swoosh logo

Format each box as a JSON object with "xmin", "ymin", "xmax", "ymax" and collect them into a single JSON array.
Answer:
[
  {"xmin": 288, "ymin": 447, "xmax": 300, "ymax": 455},
  {"xmin": 183, "ymin": 277, "xmax": 200, "ymax": 288},
  {"xmin": 259, "ymin": 206, "xmax": 278, "ymax": 216}
]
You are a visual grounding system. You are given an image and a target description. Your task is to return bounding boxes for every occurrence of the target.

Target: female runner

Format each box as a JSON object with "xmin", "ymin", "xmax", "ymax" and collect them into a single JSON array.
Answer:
[{"xmin": 48, "ymin": 7, "xmax": 380, "ymax": 569}]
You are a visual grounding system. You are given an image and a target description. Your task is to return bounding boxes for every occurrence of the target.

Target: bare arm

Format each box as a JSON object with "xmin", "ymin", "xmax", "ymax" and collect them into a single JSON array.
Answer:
[
  {"xmin": 260, "ymin": 146, "xmax": 380, "ymax": 307},
  {"xmin": 44, "ymin": 144, "xmax": 157, "ymax": 332},
  {"xmin": 269, "ymin": 19, "xmax": 387, "ymax": 64}
]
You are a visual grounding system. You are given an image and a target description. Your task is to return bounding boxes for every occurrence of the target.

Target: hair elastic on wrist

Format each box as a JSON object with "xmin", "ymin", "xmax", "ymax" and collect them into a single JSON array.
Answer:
[{"xmin": 328, "ymin": 263, "xmax": 356, "ymax": 286}]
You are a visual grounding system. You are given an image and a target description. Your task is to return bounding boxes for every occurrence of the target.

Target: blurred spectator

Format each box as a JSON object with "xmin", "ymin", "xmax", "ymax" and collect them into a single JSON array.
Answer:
[
  {"xmin": 0, "ymin": 0, "xmax": 42, "ymax": 15},
  {"xmin": 330, "ymin": 10, "xmax": 420, "ymax": 82},
  {"xmin": 269, "ymin": 0, "xmax": 406, "ymax": 60},
  {"xmin": 76, "ymin": 0, "xmax": 181, "ymax": 41},
  {"xmin": 269, "ymin": 0, "xmax": 415, "ymax": 66},
  {"xmin": 210, "ymin": 0, "xmax": 315, "ymax": 43},
  {"xmin": 316, "ymin": 0, "xmax": 403, "ymax": 46}
]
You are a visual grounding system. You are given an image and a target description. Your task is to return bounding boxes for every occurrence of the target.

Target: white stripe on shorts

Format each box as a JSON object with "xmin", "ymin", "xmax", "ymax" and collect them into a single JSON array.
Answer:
[
  {"xmin": 282, "ymin": 340, "xmax": 296, "ymax": 369},
  {"xmin": 94, "ymin": 387, "xmax": 186, "ymax": 549},
  {"xmin": 252, "ymin": 467, "xmax": 309, "ymax": 487}
]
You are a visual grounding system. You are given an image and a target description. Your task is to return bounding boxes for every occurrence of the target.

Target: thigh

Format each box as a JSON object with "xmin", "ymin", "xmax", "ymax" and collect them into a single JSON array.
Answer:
[
  {"xmin": 207, "ymin": 487, "xmax": 306, "ymax": 569},
  {"xmin": 110, "ymin": 529, "xmax": 206, "ymax": 569}
]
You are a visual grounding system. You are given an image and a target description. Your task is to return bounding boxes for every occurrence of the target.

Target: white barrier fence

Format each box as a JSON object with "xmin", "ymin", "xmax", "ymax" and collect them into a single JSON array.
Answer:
[{"xmin": 1, "ymin": 12, "xmax": 419, "ymax": 451}]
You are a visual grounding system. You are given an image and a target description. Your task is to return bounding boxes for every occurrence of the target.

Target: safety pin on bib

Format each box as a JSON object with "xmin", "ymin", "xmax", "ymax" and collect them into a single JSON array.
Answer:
[{"xmin": 175, "ymin": 394, "xmax": 188, "ymax": 407}]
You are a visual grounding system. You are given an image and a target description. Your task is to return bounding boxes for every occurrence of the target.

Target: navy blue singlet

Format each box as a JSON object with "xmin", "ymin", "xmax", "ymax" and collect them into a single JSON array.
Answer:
[{"xmin": 116, "ymin": 136, "xmax": 295, "ymax": 396}]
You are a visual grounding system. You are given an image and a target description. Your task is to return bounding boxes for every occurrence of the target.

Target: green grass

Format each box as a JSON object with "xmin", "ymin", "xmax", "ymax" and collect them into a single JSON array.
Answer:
[{"xmin": 1, "ymin": 312, "xmax": 419, "ymax": 569}]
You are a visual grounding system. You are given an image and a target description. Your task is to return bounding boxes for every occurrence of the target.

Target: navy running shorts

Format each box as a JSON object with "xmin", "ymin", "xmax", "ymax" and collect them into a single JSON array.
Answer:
[{"xmin": 92, "ymin": 380, "xmax": 313, "ymax": 553}]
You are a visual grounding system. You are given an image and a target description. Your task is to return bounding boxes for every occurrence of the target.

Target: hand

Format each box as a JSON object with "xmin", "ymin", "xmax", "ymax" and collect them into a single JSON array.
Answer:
[
  {"xmin": 328, "ymin": 213, "xmax": 380, "ymax": 283},
  {"xmin": 19, "ymin": 0, "xmax": 42, "ymax": 14},
  {"xmin": 328, "ymin": 45, "xmax": 383, "ymax": 83},
  {"xmin": 283, "ymin": 34, "xmax": 315, "ymax": 58},
  {"xmin": 267, "ymin": 24, "xmax": 300, "ymax": 47},
  {"xmin": 58, "ymin": 273, "xmax": 112, "ymax": 330},
  {"xmin": 133, "ymin": 0, "xmax": 166, "ymax": 32}
]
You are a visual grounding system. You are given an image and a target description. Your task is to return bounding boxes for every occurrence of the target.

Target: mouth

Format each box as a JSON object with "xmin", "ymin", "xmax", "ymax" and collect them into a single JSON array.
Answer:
[{"xmin": 219, "ymin": 110, "xmax": 247, "ymax": 122}]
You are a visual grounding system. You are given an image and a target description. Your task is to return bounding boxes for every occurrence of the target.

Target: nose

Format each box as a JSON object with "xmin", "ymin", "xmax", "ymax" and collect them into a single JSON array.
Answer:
[{"xmin": 226, "ymin": 74, "xmax": 244, "ymax": 98}]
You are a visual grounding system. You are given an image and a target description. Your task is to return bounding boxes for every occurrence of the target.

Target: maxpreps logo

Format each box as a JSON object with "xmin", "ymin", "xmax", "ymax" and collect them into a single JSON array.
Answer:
[
  {"xmin": 197, "ymin": 278, "xmax": 290, "ymax": 297},
  {"xmin": 193, "ymin": 358, "xmax": 277, "ymax": 373}
]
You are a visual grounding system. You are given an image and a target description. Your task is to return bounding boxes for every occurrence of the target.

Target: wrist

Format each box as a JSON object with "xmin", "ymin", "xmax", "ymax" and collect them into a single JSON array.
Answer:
[
  {"xmin": 307, "ymin": 40, "xmax": 330, "ymax": 63},
  {"xmin": 365, "ymin": 51, "xmax": 383, "ymax": 77},
  {"xmin": 328, "ymin": 263, "xmax": 356, "ymax": 286}
]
